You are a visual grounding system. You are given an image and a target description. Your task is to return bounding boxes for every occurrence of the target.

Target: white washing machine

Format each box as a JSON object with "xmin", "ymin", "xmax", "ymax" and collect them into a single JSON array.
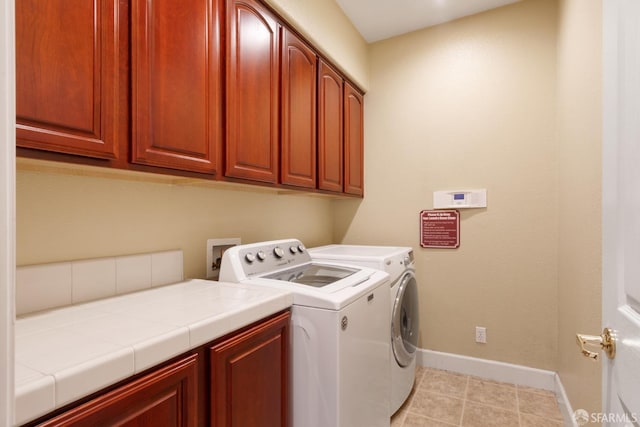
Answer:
[
  {"xmin": 219, "ymin": 239, "xmax": 391, "ymax": 427},
  {"xmin": 308, "ymin": 244, "xmax": 420, "ymax": 415}
]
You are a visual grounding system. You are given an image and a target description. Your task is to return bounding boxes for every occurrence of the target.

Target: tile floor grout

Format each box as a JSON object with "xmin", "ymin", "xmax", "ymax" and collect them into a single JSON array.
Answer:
[
  {"xmin": 458, "ymin": 376, "xmax": 469, "ymax": 426},
  {"xmin": 391, "ymin": 367, "xmax": 566, "ymax": 427}
]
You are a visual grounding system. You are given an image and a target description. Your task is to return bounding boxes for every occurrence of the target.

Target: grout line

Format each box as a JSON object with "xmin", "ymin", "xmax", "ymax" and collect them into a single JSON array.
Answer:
[
  {"xmin": 462, "ymin": 376, "xmax": 521, "ymax": 415},
  {"xmin": 517, "ymin": 383, "xmax": 557, "ymax": 396},
  {"xmin": 516, "ymin": 382, "xmax": 522, "ymax": 427},
  {"xmin": 463, "ymin": 400, "xmax": 522, "ymax": 414},
  {"xmin": 458, "ymin": 374, "xmax": 469, "ymax": 426}
]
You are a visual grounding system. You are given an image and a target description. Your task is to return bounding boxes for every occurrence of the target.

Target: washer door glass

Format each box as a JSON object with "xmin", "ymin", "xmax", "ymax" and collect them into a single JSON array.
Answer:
[{"xmin": 392, "ymin": 272, "xmax": 419, "ymax": 367}]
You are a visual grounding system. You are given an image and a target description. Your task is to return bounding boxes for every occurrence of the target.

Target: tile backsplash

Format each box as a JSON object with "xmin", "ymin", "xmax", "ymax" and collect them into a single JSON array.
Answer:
[{"xmin": 16, "ymin": 250, "xmax": 184, "ymax": 316}]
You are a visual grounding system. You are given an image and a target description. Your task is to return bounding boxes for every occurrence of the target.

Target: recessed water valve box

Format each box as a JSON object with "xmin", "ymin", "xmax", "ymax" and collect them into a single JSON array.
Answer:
[
  {"xmin": 433, "ymin": 189, "xmax": 487, "ymax": 209},
  {"xmin": 206, "ymin": 238, "xmax": 241, "ymax": 279}
]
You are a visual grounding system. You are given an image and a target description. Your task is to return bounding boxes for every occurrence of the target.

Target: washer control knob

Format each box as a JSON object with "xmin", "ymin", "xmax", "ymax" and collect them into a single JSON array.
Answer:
[
  {"xmin": 256, "ymin": 251, "xmax": 266, "ymax": 261},
  {"xmin": 273, "ymin": 247, "xmax": 285, "ymax": 258},
  {"xmin": 298, "ymin": 244, "xmax": 306, "ymax": 252},
  {"xmin": 289, "ymin": 246, "xmax": 298, "ymax": 254},
  {"xmin": 245, "ymin": 253, "xmax": 256, "ymax": 263}
]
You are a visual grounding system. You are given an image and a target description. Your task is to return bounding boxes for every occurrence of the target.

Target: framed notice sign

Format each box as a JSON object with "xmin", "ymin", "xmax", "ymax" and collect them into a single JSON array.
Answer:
[{"xmin": 420, "ymin": 210, "xmax": 460, "ymax": 249}]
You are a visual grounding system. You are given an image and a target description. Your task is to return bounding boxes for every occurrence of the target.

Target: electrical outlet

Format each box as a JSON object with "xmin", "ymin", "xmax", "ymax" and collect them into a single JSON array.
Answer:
[
  {"xmin": 475, "ymin": 326, "xmax": 487, "ymax": 344},
  {"xmin": 206, "ymin": 238, "xmax": 240, "ymax": 279}
]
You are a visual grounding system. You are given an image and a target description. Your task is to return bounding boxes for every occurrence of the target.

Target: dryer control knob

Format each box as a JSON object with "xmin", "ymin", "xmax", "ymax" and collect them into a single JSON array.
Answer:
[
  {"xmin": 403, "ymin": 256, "xmax": 411, "ymax": 265},
  {"xmin": 273, "ymin": 247, "xmax": 285, "ymax": 258}
]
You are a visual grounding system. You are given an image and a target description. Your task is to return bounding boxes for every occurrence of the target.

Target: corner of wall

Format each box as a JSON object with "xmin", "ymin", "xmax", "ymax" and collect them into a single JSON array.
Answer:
[
  {"xmin": 555, "ymin": 0, "xmax": 603, "ymax": 415},
  {"xmin": 262, "ymin": 0, "xmax": 370, "ymax": 91}
]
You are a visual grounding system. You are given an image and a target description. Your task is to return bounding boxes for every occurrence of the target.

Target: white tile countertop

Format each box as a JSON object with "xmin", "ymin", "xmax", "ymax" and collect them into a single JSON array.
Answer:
[{"xmin": 14, "ymin": 279, "xmax": 293, "ymax": 426}]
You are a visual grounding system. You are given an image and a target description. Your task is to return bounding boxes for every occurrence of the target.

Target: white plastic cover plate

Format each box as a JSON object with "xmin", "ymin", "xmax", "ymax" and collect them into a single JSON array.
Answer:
[{"xmin": 433, "ymin": 189, "xmax": 487, "ymax": 209}]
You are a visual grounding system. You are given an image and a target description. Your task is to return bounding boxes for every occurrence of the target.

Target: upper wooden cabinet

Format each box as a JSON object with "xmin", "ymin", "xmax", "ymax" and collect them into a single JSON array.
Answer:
[
  {"xmin": 16, "ymin": 0, "xmax": 364, "ymax": 196},
  {"xmin": 344, "ymin": 82, "xmax": 364, "ymax": 196},
  {"xmin": 225, "ymin": 0, "xmax": 280, "ymax": 183},
  {"xmin": 317, "ymin": 60, "xmax": 344, "ymax": 193},
  {"xmin": 280, "ymin": 28, "xmax": 317, "ymax": 189},
  {"xmin": 15, "ymin": 0, "xmax": 127, "ymax": 160},
  {"xmin": 131, "ymin": 0, "xmax": 222, "ymax": 174}
]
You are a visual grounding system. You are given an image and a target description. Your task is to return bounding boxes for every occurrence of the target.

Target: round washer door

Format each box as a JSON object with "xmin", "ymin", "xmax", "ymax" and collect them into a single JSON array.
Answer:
[{"xmin": 392, "ymin": 271, "xmax": 420, "ymax": 367}]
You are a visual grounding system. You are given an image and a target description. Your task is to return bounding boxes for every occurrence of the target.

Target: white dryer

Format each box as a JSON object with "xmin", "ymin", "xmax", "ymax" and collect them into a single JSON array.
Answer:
[{"xmin": 308, "ymin": 244, "xmax": 420, "ymax": 415}]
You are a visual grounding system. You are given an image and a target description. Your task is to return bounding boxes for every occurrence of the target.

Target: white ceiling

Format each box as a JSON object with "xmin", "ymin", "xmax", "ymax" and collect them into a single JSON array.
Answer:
[{"xmin": 336, "ymin": 0, "xmax": 522, "ymax": 43}]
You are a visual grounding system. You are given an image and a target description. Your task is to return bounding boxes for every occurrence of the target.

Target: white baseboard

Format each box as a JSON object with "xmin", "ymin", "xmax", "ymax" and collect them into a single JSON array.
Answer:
[
  {"xmin": 554, "ymin": 372, "xmax": 578, "ymax": 427},
  {"xmin": 417, "ymin": 349, "xmax": 576, "ymax": 426},
  {"xmin": 417, "ymin": 349, "xmax": 556, "ymax": 389}
]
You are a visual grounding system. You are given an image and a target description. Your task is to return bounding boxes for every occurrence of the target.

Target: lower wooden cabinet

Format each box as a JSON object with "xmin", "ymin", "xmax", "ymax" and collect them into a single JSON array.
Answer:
[
  {"xmin": 37, "ymin": 354, "xmax": 199, "ymax": 427},
  {"xmin": 209, "ymin": 310, "xmax": 290, "ymax": 427},
  {"xmin": 28, "ymin": 311, "xmax": 290, "ymax": 427}
]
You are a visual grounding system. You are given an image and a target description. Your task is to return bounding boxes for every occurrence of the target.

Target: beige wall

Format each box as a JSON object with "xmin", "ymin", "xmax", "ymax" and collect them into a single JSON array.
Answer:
[
  {"xmin": 556, "ymin": 0, "xmax": 602, "ymax": 416},
  {"xmin": 264, "ymin": 0, "xmax": 369, "ymax": 91},
  {"xmin": 16, "ymin": 163, "xmax": 334, "ymax": 279},
  {"xmin": 333, "ymin": 0, "xmax": 560, "ymax": 370}
]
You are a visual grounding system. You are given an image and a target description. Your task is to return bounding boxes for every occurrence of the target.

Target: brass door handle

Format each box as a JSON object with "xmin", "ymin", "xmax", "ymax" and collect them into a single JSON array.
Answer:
[{"xmin": 576, "ymin": 327, "xmax": 616, "ymax": 360}]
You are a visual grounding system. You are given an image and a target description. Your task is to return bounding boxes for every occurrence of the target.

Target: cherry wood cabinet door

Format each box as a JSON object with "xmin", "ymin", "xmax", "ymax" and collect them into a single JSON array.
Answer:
[
  {"xmin": 317, "ymin": 60, "xmax": 344, "ymax": 193},
  {"xmin": 280, "ymin": 28, "xmax": 317, "ymax": 189},
  {"xmin": 15, "ymin": 0, "xmax": 126, "ymax": 159},
  {"xmin": 225, "ymin": 0, "xmax": 279, "ymax": 183},
  {"xmin": 131, "ymin": 0, "xmax": 222, "ymax": 174},
  {"xmin": 343, "ymin": 83, "xmax": 364, "ymax": 196},
  {"xmin": 209, "ymin": 311, "xmax": 290, "ymax": 427},
  {"xmin": 37, "ymin": 354, "xmax": 199, "ymax": 427}
]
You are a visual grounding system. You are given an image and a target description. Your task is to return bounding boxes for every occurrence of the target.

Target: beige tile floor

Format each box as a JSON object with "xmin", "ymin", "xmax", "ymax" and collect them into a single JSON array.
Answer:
[{"xmin": 391, "ymin": 367, "xmax": 565, "ymax": 427}]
